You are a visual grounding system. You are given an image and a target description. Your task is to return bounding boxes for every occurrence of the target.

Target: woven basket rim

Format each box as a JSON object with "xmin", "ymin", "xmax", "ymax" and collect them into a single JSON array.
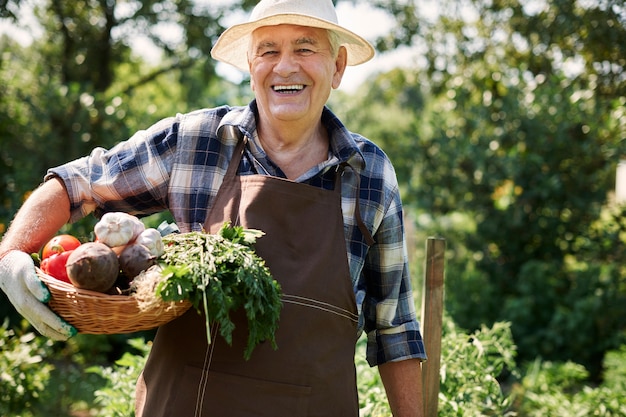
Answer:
[
  {"xmin": 37, "ymin": 267, "xmax": 192, "ymax": 334},
  {"xmin": 39, "ymin": 269, "xmax": 133, "ymax": 299}
]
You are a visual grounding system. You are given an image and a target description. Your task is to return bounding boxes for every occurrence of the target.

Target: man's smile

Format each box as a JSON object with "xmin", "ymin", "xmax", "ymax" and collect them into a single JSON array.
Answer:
[{"xmin": 272, "ymin": 84, "xmax": 305, "ymax": 94}]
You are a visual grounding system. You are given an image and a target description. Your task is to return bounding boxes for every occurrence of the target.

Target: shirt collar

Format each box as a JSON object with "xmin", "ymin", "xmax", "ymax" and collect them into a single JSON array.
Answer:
[
  {"xmin": 321, "ymin": 106, "xmax": 366, "ymax": 170},
  {"xmin": 217, "ymin": 100, "xmax": 366, "ymax": 170}
]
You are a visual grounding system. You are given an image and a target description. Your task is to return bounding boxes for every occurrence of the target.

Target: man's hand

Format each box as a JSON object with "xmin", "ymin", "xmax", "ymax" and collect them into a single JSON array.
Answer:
[{"xmin": 0, "ymin": 250, "xmax": 76, "ymax": 340}]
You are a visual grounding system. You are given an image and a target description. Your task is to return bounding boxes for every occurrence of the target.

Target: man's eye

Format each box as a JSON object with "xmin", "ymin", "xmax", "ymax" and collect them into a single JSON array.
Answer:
[
  {"xmin": 260, "ymin": 50, "xmax": 278, "ymax": 57},
  {"xmin": 297, "ymin": 49, "xmax": 314, "ymax": 55}
]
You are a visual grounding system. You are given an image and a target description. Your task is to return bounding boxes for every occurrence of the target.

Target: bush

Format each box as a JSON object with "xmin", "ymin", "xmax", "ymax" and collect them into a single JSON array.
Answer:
[
  {"xmin": 357, "ymin": 318, "xmax": 518, "ymax": 416},
  {"xmin": 4, "ymin": 315, "xmax": 625, "ymax": 416},
  {"xmin": 87, "ymin": 338, "xmax": 150, "ymax": 417},
  {"xmin": 514, "ymin": 348, "xmax": 626, "ymax": 416},
  {"xmin": 438, "ymin": 319, "xmax": 517, "ymax": 416},
  {"xmin": 0, "ymin": 320, "xmax": 54, "ymax": 417},
  {"xmin": 502, "ymin": 258, "xmax": 626, "ymax": 380}
]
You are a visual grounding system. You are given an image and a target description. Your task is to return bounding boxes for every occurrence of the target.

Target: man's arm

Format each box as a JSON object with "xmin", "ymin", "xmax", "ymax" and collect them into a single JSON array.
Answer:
[
  {"xmin": 0, "ymin": 177, "xmax": 77, "ymax": 340},
  {"xmin": 379, "ymin": 358, "xmax": 424, "ymax": 417},
  {"xmin": 0, "ymin": 177, "xmax": 71, "ymax": 258}
]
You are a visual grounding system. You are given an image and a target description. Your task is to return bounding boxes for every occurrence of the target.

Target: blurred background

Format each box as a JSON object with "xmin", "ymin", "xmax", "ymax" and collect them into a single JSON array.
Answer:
[{"xmin": 1, "ymin": 0, "xmax": 625, "ymax": 415}]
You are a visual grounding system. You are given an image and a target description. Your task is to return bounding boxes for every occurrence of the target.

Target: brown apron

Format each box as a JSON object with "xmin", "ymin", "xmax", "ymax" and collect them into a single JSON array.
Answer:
[{"xmin": 136, "ymin": 127, "xmax": 366, "ymax": 416}]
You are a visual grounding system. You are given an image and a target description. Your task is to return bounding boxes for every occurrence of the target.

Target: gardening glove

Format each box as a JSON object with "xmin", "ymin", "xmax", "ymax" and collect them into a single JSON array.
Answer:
[{"xmin": 0, "ymin": 250, "xmax": 76, "ymax": 340}]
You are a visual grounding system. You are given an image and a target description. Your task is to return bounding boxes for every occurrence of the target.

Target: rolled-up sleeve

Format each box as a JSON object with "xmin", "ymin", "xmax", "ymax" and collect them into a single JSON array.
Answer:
[
  {"xmin": 344, "ymin": 140, "xmax": 426, "ymax": 366},
  {"xmin": 45, "ymin": 117, "xmax": 179, "ymax": 222},
  {"xmin": 362, "ymin": 190, "xmax": 427, "ymax": 366}
]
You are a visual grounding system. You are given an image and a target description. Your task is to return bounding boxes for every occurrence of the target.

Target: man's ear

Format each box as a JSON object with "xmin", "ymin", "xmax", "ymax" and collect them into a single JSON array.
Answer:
[{"xmin": 332, "ymin": 46, "xmax": 348, "ymax": 89}]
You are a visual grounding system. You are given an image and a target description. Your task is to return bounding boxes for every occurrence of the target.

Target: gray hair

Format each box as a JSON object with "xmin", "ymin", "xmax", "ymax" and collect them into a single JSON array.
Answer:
[{"xmin": 327, "ymin": 29, "xmax": 340, "ymax": 57}]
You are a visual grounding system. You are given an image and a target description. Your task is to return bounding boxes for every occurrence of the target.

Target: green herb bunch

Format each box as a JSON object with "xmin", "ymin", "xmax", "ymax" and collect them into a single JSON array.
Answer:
[{"xmin": 157, "ymin": 223, "xmax": 282, "ymax": 360}]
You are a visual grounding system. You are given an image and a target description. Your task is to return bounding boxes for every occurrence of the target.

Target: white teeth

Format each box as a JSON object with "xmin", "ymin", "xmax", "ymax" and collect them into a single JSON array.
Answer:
[{"xmin": 273, "ymin": 84, "xmax": 304, "ymax": 92}]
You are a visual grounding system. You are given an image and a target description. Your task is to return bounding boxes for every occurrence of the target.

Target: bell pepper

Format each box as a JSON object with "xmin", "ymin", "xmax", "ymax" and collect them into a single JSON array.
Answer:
[{"xmin": 41, "ymin": 250, "xmax": 74, "ymax": 284}]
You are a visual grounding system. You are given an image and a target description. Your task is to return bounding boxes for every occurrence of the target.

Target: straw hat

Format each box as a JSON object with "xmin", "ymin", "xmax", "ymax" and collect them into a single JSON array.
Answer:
[{"xmin": 211, "ymin": 0, "xmax": 375, "ymax": 72}]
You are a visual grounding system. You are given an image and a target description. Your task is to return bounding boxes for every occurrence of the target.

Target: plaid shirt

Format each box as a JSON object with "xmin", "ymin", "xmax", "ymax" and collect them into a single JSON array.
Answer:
[{"xmin": 47, "ymin": 101, "xmax": 426, "ymax": 365}]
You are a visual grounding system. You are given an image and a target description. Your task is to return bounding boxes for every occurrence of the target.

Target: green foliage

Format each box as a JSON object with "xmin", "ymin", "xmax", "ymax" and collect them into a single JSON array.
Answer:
[
  {"xmin": 87, "ymin": 338, "xmax": 150, "ymax": 417},
  {"xmin": 356, "ymin": 318, "xmax": 519, "ymax": 417},
  {"xmin": 3, "ymin": 316, "xmax": 626, "ymax": 416},
  {"xmin": 501, "ymin": 257, "xmax": 626, "ymax": 379},
  {"xmin": 41, "ymin": 336, "xmax": 105, "ymax": 416},
  {"xmin": 438, "ymin": 319, "xmax": 517, "ymax": 416},
  {"xmin": 514, "ymin": 351, "xmax": 626, "ymax": 416},
  {"xmin": 0, "ymin": 323, "xmax": 152, "ymax": 416},
  {"xmin": 602, "ymin": 345, "xmax": 626, "ymax": 392},
  {"xmin": 0, "ymin": 0, "xmax": 251, "ymax": 240},
  {"xmin": 159, "ymin": 225, "xmax": 282, "ymax": 360},
  {"xmin": 0, "ymin": 320, "xmax": 54, "ymax": 417},
  {"xmin": 335, "ymin": 0, "xmax": 626, "ymax": 380}
]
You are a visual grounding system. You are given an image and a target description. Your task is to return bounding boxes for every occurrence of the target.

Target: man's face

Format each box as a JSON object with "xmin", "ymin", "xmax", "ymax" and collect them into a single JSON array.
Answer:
[{"xmin": 248, "ymin": 24, "xmax": 347, "ymax": 126}]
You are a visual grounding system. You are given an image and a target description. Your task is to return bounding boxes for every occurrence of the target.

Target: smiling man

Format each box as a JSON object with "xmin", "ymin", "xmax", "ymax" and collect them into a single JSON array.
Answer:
[
  {"xmin": 249, "ymin": 24, "xmax": 346, "ymax": 179},
  {"xmin": 0, "ymin": 0, "xmax": 426, "ymax": 416}
]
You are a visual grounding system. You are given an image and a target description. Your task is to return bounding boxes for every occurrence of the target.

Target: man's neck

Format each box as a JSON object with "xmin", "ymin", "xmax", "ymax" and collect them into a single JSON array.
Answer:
[{"xmin": 257, "ymin": 121, "xmax": 330, "ymax": 179}]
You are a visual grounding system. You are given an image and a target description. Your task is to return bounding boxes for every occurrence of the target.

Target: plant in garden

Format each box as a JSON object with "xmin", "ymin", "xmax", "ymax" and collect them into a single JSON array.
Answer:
[
  {"xmin": 357, "ymin": 317, "xmax": 519, "ymax": 417},
  {"xmin": 514, "ymin": 355, "xmax": 626, "ymax": 417},
  {"xmin": 9, "ymin": 314, "xmax": 623, "ymax": 416},
  {"xmin": 438, "ymin": 318, "xmax": 517, "ymax": 416},
  {"xmin": 602, "ymin": 345, "xmax": 626, "ymax": 392},
  {"xmin": 0, "ymin": 320, "xmax": 54, "ymax": 417},
  {"xmin": 87, "ymin": 338, "xmax": 150, "ymax": 417}
]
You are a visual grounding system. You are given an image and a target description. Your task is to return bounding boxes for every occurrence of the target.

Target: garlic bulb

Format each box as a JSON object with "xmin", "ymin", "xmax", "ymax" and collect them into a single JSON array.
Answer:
[
  {"xmin": 94, "ymin": 212, "xmax": 145, "ymax": 247},
  {"xmin": 135, "ymin": 228, "xmax": 165, "ymax": 257}
]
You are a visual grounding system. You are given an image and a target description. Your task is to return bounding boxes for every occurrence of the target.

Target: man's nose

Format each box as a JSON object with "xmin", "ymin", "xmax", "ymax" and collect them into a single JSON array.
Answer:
[{"xmin": 274, "ymin": 51, "xmax": 299, "ymax": 77}]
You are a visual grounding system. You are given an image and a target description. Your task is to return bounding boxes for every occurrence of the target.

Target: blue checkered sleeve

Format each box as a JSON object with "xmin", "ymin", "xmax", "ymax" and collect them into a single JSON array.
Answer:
[{"xmin": 346, "ymin": 136, "xmax": 426, "ymax": 366}]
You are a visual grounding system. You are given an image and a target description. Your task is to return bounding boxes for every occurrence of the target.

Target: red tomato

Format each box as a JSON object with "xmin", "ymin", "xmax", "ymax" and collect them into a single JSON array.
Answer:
[
  {"xmin": 42, "ymin": 235, "xmax": 81, "ymax": 260},
  {"xmin": 41, "ymin": 250, "xmax": 74, "ymax": 284}
]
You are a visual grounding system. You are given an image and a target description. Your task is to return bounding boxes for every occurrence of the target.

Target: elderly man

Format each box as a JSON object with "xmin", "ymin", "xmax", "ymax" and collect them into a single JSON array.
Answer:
[{"xmin": 0, "ymin": 0, "xmax": 426, "ymax": 415}]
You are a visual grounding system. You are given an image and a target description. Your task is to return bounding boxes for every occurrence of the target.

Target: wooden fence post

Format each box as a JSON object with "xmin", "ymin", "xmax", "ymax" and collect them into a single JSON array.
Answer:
[{"xmin": 421, "ymin": 237, "xmax": 446, "ymax": 417}]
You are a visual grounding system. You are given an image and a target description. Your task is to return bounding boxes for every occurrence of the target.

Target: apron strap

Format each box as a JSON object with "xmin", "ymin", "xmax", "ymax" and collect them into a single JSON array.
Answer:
[
  {"xmin": 336, "ymin": 163, "xmax": 376, "ymax": 247},
  {"xmin": 220, "ymin": 125, "xmax": 247, "ymax": 179}
]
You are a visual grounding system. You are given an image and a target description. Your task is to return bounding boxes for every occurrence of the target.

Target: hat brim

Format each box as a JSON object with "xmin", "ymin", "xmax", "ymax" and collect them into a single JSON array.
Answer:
[{"xmin": 211, "ymin": 14, "xmax": 375, "ymax": 72}]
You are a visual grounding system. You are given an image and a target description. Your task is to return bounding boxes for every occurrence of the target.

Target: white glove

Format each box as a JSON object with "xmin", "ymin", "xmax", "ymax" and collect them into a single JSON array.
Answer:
[{"xmin": 0, "ymin": 250, "xmax": 76, "ymax": 340}]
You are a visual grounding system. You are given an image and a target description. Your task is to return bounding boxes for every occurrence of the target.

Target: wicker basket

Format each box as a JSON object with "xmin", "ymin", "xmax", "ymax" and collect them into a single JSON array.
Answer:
[{"xmin": 37, "ymin": 268, "xmax": 192, "ymax": 334}]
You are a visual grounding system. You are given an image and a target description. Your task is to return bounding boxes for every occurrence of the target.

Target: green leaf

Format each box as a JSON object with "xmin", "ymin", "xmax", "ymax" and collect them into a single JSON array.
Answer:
[{"xmin": 159, "ymin": 223, "xmax": 282, "ymax": 360}]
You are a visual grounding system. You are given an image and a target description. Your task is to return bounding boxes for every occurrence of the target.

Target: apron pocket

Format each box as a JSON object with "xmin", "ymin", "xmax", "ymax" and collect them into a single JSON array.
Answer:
[{"xmin": 172, "ymin": 364, "xmax": 312, "ymax": 417}]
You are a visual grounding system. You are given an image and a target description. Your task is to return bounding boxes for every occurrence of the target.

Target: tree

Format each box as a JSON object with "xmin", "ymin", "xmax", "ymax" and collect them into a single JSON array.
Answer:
[
  {"xmin": 0, "ymin": 0, "xmax": 253, "ymax": 231},
  {"xmin": 337, "ymin": 0, "xmax": 626, "ymax": 380},
  {"xmin": 0, "ymin": 0, "xmax": 252, "ymax": 324}
]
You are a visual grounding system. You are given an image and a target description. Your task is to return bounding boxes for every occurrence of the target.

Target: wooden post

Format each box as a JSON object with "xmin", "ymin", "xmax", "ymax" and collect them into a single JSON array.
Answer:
[{"xmin": 421, "ymin": 237, "xmax": 446, "ymax": 417}]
